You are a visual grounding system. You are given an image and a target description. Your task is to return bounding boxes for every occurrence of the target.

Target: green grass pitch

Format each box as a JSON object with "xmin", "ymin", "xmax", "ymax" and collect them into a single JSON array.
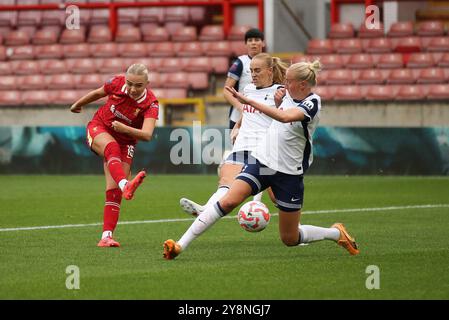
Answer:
[{"xmin": 0, "ymin": 175, "xmax": 448, "ymax": 299}]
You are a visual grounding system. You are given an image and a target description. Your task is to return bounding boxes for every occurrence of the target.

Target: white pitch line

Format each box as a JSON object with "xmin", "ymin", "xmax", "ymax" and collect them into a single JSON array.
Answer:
[{"xmin": 0, "ymin": 204, "xmax": 448, "ymax": 233}]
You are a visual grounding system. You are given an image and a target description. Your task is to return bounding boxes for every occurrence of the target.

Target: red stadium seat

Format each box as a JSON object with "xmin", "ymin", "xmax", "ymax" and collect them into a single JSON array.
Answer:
[
  {"xmin": 115, "ymin": 25, "xmax": 142, "ymax": 43},
  {"xmin": 0, "ymin": 46, "xmax": 6, "ymax": 61},
  {"xmin": 118, "ymin": 43, "xmax": 148, "ymax": 57},
  {"xmin": 199, "ymin": 25, "xmax": 225, "ymax": 41},
  {"xmin": 203, "ymin": 41, "xmax": 231, "ymax": 57},
  {"xmin": 228, "ymin": 25, "xmax": 251, "ymax": 41},
  {"xmin": 172, "ymin": 26, "xmax": 197, "ymax": 42},
  {"xmin": 89, "ymin": 42, "xmax": 119, "ymax": 58},
  {"xmin": 39, "ymin": 59, "xmax": 67, "ymax": 74},
  {"xmin": 316, "ymin": 54, "xmax": 343, "ymax": 69},
  {"xmin": 17, "ymin": 0, "xmax": 41, "ymax": 26},
  {"xmin": 165, "ymin": 6, "xmax": 189, "ymax": 23},
  {"xmin": 0, "ymin": 61, "xmax": 12, "ymax": 75},
  {"xmin": 161, "ymin": 72, "xmax": 189, "ymax": 88},
  {"xmin": 333, "ymin": 38, "xmax": 363, "ymax": 54},
  {"xmin": 63, "ymin": 43, "xmax": 91, "ymax": 58},
  {"xmin": 5, "ymin": 30, "xmax": 30, "ymax": 46},
  {"xmin": 32, "ymin": 27, "xmax": 60, "ymax": 45},
  {"xmin": 159, "ymin": 58, "xmax": 185, "ymax": 73},
  {"xmin": 387, "ymin": 21, "xmax": 414, "ymax": 37},
  {"xmin": 138, "ymin": 4, "xmax": 164, "ymax": 24},
  {"xmin": 329, "ymin": 23, "xmax": 354, "ymax": 39},
  {"xmin": 313, "ymin": 86, "xmax": 335, "ymax": 100},
  {"xmin": 427, "ymin": 84, "xmax": 449, "ymax": 100},
  {"xmin": 76, "ymin": 73, "xmax": 104, "ymax": 90},
  {"xmin": 66, "ymin": 58, "xmax": 98, "ymax": 74},
  {"xmin": 53, "ymin": 90, "xmax": 83, "ymax": 105},
  {"xmin": 41, "ymin": 0, "xmax": 65, "ymax": 25},
  {"xmin": 364, "ymin": 85, "xmax": 396, "ymax": 100},
  {"xmin": 326, "ymin": 69, "xmax": 354, "ymax": 85},
  {"xmin": 98, "ymin": 58, "xmax": 127, "ymax": 74},
  {"xmin": 376, "ymin": 53, "xmax": 404, "ymax": 68},
  {"xmin": 150, "ymin": 88, "xmax": 165, "ymax": 99},
  {"xmin": 22, "ymin": 90, "xmax": 54, "ymax": 105},
  {"xmin": 387, "ymin": 68, "xmax": 416, "ymax": 84},
  {"xmin": 183, "ymin": 56, "xmax": 211, "ymax": 73},
  {"xmin": 148, "ymin": 72, "xmax": 161, "ymax": 88},
  {"xmin": 47, "ymin": 73, "xmax": 76, "ymax": 89},
  {"xmin": 164, "ymin": 88, "xmax": 187, "ymax": 99},
  {"xmin": 188, "ymin": 72, "xmax": 209, "ymax": 90},
  {"xmin": 7, "ymin": 45, "xmax": 35, "ymax": 60},
  {"xmin": 59, "ymin": 27, "xmax": 86, "ymax": 44},
  {"xmin": 35, "ymin": 44, "xmax": 63, "ymax": 59},
  {"xmin": 113, "ymin": 0, "xmax": 139, "ymax": 24},
  {"xmin": 88, "ymin": 25, "xmax": 112, "ymax": 43},
  {"xmin": 88, "ymin": 0, "xmax": 110, "ymax": 25},
  {"xmin": 407, "ymin": 53, "xmax": 435, "ymax": 68},
  {"xmin": 347, "ymin": 54, "xmax": 374, "ymax": 69},
  {"xmin": 417, "ymin": 21, "xmax": 445, "ymax": 36},
  {"xmin": 0, "ymin": 75, "xmax": 18, "ymax": 90},
  {"xmin": 438, "ymin": 53, "xmax": 449, "ymax": 67},
  {"xmin": 13, "ymin": 60, "xmax": 40, "ymax": 75},
  {"xmin": 396, "ymin": 85, "xmax": 425, "ymax": 100},
  {"xmin": 416, "ymin": 68, "xmax": 445, "ymax": 84},
  {"xmin": 355, "ymin": 69, "xmax": 388, "ymax": 85},
  {"xmin": 307, "ymin": 39, "xmax": 333, "ymax": 54},
  {"xmin": 189, "ymin": 5, "xmax": 207, "ymax": 25},
  {"xmin": 209, "ymin": 56, "xmax": 229, "ymax": 74},
  {"xmin": 150, "ymin": 42, "xmax": 176, "ymax": 57},
  {"xmin": 0, "ymin": 91, "xmax": 21, "ymax": 105},
  {"xmin": 364, "ymin": 37, "xmax": 392, "ymax": 53},
  {"xmin": 20, "ymin": 74, "xmax": 47, "ymax": 90},
  {"xmin": 141, "ymin": 25, "xmax": 170, "ymax": 42},
  {"xmin": 66, "ymin": 0, "xmax": 91, "ymax": 25},
  {"xmin": 358, "ymin": 22, "xmax": 385, "ymax": 38},
  {"xmin": 177, "ymin": 41, "xmax": 204, "ymax": 57},
  {"xmin": 392, "ymin": 37, "xmax": 421, "ymax": 53},
  {"xmin": 229, "ymin": 40, "xmax": 247, "ymax": 57},
  {"xmin": 426, "ymin": 37, "xmax": 449, "ymax": 52},
  {"xmin": 333, "ymin": 85, "xmax": 363, "ymax": 101},
  {"xmin": 0, "ymin": 0, "xmax": 17, "ymax": 28}
]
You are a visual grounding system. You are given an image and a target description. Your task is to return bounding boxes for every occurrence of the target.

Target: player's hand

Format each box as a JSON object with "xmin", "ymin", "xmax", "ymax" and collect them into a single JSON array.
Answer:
[
  {"xmin": 225, "ymin": 86, "xmax": 248, "ymax": 104},
  {"xmin": 111, "ymin": 121, "xmax": 128, "ymax": 134},
  {"xmin": 274, "ymin": 87, "xmax": 286, "ymax": 107},
  {"xmin": 70, "ymin": 104, "xmax": 82, "ymax": 113}
]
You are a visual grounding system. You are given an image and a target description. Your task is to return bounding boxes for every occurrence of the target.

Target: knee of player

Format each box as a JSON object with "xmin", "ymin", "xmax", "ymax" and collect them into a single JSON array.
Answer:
[
  {"xmin": 219, "ymin": 197, "xmax": 240, "ymax": 212},
  {"xmin": 280, "ymin": 234, "xmax": 299, "ymax": 247}
]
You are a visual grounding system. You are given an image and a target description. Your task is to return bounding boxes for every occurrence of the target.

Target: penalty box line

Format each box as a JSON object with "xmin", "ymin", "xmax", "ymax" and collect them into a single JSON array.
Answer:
[{"xmin": 0, "ymin": 204, "xmax": 448, "ymax": 233}]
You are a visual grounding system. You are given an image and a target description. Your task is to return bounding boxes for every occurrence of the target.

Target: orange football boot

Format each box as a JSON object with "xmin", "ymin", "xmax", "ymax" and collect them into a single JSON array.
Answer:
[
  {"xmin": 331, "ymin": 223, "xmax": 360, "ymax": 255},
  {"xmin": 163, "ymin": 239, "xmax": 182, "ymax": 260},
  {"xmin": 123, "ymin": 170, "xmax": 146, "ymax": 200}
]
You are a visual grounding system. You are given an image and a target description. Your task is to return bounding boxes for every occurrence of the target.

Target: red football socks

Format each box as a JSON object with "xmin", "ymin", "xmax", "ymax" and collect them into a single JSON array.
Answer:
[
  {"xmin": 103, "ymin": 141, "xmax": 127, "ymax": 184},
  {"xmin": 103, "ymin": 188, "xmax": 122, "ymax": 232}
]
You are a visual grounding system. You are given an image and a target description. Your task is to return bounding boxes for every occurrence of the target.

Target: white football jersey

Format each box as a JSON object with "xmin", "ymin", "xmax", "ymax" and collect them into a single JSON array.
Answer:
[
  {"xmin": 228, "ymin": 55, "xmax": 253, "ymax": 123},
  {"xmin": 232, "ymin": 83, "xmax": 283, "ymax": 153},
  {"xmin": 253, "ymin": 92, "xmax": 321, "ymax": 175}
]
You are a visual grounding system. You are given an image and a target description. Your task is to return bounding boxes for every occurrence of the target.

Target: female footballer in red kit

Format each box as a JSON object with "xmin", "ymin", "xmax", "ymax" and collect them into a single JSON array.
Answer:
[{"xmin": 70, "ymin": 63, "xmax": 159, "ymax": 247}]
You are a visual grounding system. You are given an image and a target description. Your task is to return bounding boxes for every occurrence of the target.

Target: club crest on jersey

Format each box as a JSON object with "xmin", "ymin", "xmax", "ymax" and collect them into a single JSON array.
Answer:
[
  {"xmin": 134, "ymin": 108, "xmax": 140, "ymax": 116},
  {"xmin": 302, "ymin": 100, "xmax": 314, "ymax": 110}
]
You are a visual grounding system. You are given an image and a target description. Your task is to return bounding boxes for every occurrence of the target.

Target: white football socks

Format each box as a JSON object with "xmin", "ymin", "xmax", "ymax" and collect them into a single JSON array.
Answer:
[
  {"xmin": 118, "ymin": 179, "xmax": 127, "ymax": 192},
  {"xmin": 178, "ymin": 204, "xmax": 223, "ymax": 251},
  {"xmin": 298, "ymin": 225, "xmax": 340, "ymax": 243},
  {"xmin": 204, "ymin": 186, "xmax": 229, "ymax": 208},
  {"xmin": 253, "ymin": 192, "xmax": 263, "ymax": 202},
  {"xmin": 102, "ymin": 230, "xmax": 113, "ymax": 239}
]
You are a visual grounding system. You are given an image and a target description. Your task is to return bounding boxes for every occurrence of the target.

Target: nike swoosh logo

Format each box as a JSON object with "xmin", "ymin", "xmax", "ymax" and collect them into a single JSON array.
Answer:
[{"xmin": 291, "ymin": 198, "xmax": 300, "ymax": 202}]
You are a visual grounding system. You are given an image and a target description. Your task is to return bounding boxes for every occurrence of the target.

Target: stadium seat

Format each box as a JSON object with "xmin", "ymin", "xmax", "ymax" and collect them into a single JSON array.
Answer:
[
  {"xmin": 426, "ymin": 37, "xmax": 449, "ymax": 52},
  {"xmin": 348, "ymin": 54, "xmax": 374, "ymax": 69},
  {"xmin": 147, "ymin": 72, "xmax": 161, "ymax": 88},
  {"xmin": 47, "ymin": 73, "xmax": 75, "ymax": 89},
  {"xmin": 20, "ymin": 74, "xmax": 47, "ymax": 90},
  {"xmin": 172, "ymin": 26, "xmax": 197, "ymax": 42},
  {"xmin": 76, "ymin": 73, "xmax": 104, "ymax": 90},
  {"xmin": 17, "ymin": 0, "xmax": 41, "ymax": 27},
  {"xmin": 333, "ymin": 85, "xmax": 363, "ymax": 101},
  {"xmin": 141, "ymin": 25, "xmax": 170, "ymax": 42},
  {"xmin": 228, "ymin": 25, "xmax": 251, "ymax": 41},
  {"xmin": 333, "ymin": 38, "xmax": 363, "ymax": 54},
  {"xmin": 0, "ymin": 61, "xmax": 12, "ymax": 75},
  {"xmin": 210, "ymin": 56, "xmax": 229, "ymax": 74},
  {"xmin": 159, "ymin": 58, "xmax": 185, "ymax": 73},
  {"xmin": 183, "ymin": 56, "xmax": 211, "ymax": 73},
  {"xmin": 88, "ymin": 25, "xmax": 112, "ymax": 43},
  {"xmin": 326, "ymin": 69, "xmax": 354, "ymax": 85},
  {"xmin": 32, "ymin": 27, "xmax": 60, "ymax": 45},
  {"xmin": 189, "ymin": 3, "xmax": 208, "ymax": 25},
  {"xmin": 387, "ymin": 21, "xmax": 414, "ymax": 37},
  {"xmin": 355, "ymin": 69, "xmax": 388, "ymax": 85},
  {"xmin": 66, "ymin": 0, "xmax": 91, "ymax": 25},
  {"xmin": 98, "ymin": 58, "xmax": 127, "ymax": 74},
  {"xmin": 396, "ymin": 85, "xmax": 426, "ymax": 100},
  {"xmin": 417, "ymin": 21, "xmax": 445, "ymax": 36},
  {"xmin": 407, "ymin": 53, "xmax": 435, "ymax": 68},
  {"xmin": 35, "ymin": 44, "xmax": 63, "ymax": 59},
  {"xmin": 13, "ymin": 60, "xmax": 40, "ymax": 75},
  {"xmin": 0, "ymin": 46, "xmax": 6, "ymax": 61},
  {"xmin": 364, "ymin": 37, "xmax": 392, "ymax": 53},
  {"xmin": 0, "ymin": 0, "xmax": 17, "ymax": 28},
  {"xmin": 438, "ymin": 53, "xmax": 449, "ymax": 67},
  {"xmin": 7, "ymin": 45, "xmax": 35, "ymax": 60},
  {"xmin": 364, "ymin": 85, "xmax": 395, "ymax": 101},
  {"xmin": 138, "ymin": 5, "xmax": 164, "ymax": 24},
  {"xmin": 0, "ymin": 75, "xmax": 18, "ymax": 90},
  {"xmin": 150, "ymin": 87, "xmax": 165, "ymax": 99},
  {"xmin": 392, "ymin": 37, "xmax": 421, "ymax": 53},
  {"xmin": 0, "ymin": 91, "xmax": 21, "ymax": 105},
  {"xmin": 22, "ymin": 90, "xmax": 54, "ymax": 105},
  {"xmin": 417, "ymin": 68, "xmax": 446, "ymax": 84},
  {"xmin": 328, "ymin": 23, "xmax": 354, "ymax": 38},
  {"xmin": 164, "ymin": 88, "xmax": 187, "ymax": 99},
  {"xmin": 59, "ymin": 27, "xmax": 86, "ymax": 44},
  {"xmin": 229, "ymin": 40, "xmax": 247, "ymax": 57},
  {"xmin": 306, "ymin": 39, "xmax": 333, "ymax": 54},
  {"xmin": 165, "ymin": 6, "xmax": 189, "ymax": 23},
  {"xmin": 203, "ymin": 41, "xmax": 231, "ymax": 56},
  {"xmin": 66, "ymin": 58, "xmax": 98, "ymax": 74},
  {"xmin": 358, "ymin": 22, "xmax": 385, "ymax": 38},
  {"xmin": 63, "ymin": 43, "xmax": 91, "ymax": 58},
  {"xmin": 5, "ymin": 29, "xmax": 30, "ymax": 46},
  {"xmin": 90, "ymin": 42, "xmax": 119, "ymax": 58},
  {"xmin": 115, "ymin": 25, "xmax": 142, "ymax": 43},
  {"xmin": 313, "ymin": 86, "xmax": 335, "ymax": 100},
  {"xmin": 315, "ymin": 54, "xmax": 344, "ymax": 69},
  {"xmin": 177, "ymin": 41, "xmax": 204, "ymax": 57},
  {"xmin": 113, "ymin": 0, "xmax": 139, "ymax": 24},
  {"xmin": 53, "ymin": 90, "xmax": 83, "ymax": 105},
  {"xmin": 387, "ymin": 68, "xmax": 416, "ymax": 84},
  {"xmin": 118, "ymin": 42, "xmax": 148, "ymax": 57},
  {"xmin": 161, "ymin": 72, "xmax": 189, "ymax": 88},
  {"xmin": 150, "ymin": 42, "xmax": 176, "ymax": 57},
  {"xmin": 188, "ymin": 72, "xmax": 209, "ymax": 90},
  {"xmin": 427, "ymin": 84, "xmax": 449, "ymax": 100},
  {"xmin": 39, "ymin": 59, "xmax": 67, "ymax": 74},
  {"xmin": 199, "ymin": 25, "xmax": 225, "ymax": 41},
  {"xmin": 88, "ymin": 0, "xmax": 110, "ymax": 25},
  {"xmin": 377, "ymin": 53, "xmax": 404, "ymax": 68}
]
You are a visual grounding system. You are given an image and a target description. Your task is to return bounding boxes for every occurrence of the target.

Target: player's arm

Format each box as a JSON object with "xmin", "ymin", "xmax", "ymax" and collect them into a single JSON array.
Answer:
[
  {"xmin": 111, "ymin": 117, "xmax": 156, "ymax": 142},
  {"xmin": 70, "ymin": 86, "xmax": 108, "ymax": 113},
  {"xmin": 223, "ymin": 77, "xmax": 244, "ymax": 112},
  {"xmin": 230, "ymin": 113, "xmax": 243, "ymax": 144},
  {"xmin": 225, "ymin": 86, "xmax": 305, "ymax": 123}
]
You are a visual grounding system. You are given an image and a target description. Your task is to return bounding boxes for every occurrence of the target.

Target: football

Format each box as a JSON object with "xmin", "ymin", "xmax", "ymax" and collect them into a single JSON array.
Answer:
[{"xmin": 237, "ymin": 201, "xmax": 270, "ymax": 232}]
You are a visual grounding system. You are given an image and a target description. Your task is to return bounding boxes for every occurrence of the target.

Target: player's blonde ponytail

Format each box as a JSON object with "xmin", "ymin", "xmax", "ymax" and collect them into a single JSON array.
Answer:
[
  {"xmin": 126, "ymin": 63, "xmax": 149, "ymax": 81},
  {"xmin": 253, "ymin": 53, "xmax": 288, "ymax": 85},
  {"xmin": 289, "ymin": 60, "xmax": 322, "ymax": 87}
]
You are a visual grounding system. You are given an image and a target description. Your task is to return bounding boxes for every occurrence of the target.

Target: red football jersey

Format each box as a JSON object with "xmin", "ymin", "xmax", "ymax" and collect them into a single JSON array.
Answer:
[{"xmin": 91, "ymin": 75, "xmax": 159, "ymax": 145}]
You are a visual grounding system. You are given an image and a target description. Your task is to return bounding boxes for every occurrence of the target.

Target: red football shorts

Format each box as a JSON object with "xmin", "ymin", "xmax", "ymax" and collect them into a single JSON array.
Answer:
[{"xmin": 86, "ymin": 120, "xmax": 135, "ymax": 165}]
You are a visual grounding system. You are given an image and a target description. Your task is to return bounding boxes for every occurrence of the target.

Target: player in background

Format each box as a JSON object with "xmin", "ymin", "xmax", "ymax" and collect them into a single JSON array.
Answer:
[
  {"xmin": 70, "ymin": 63, "xmax": 159, "ymax": 247},
  {"xmin": 179, "ymin": 53, "xmax": 288, "ymax": 217},
  {"xmin": 164, "ymin": 60, "xmax": 360, "ymax": 259}
]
